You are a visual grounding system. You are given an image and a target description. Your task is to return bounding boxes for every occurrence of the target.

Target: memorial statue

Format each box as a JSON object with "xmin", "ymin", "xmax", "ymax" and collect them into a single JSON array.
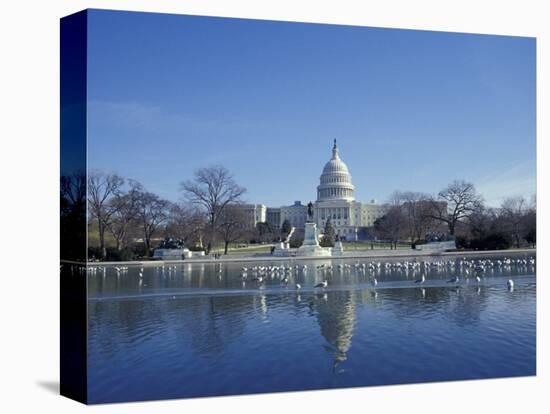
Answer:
[
  {"xmin": 159, "ymin": 237, "xmax": 185, "ymax": 249},
  {"xmin": 307, "ymin": 201, "xmax": 314, "ymax": 221}
]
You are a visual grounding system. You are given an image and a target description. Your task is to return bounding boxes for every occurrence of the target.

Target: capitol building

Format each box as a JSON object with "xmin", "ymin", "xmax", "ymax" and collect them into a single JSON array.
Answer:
[{"xmin": 239, "ymin": 140, "xmax": 388, "ymax": 241}]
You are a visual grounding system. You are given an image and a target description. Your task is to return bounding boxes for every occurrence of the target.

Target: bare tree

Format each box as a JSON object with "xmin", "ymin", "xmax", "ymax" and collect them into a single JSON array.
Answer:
[
  {"xmin": 136, "ymin": 190, "xmax": 170, "ymax": 253},
  {"xmin": 430, "ymin": 180, "xmax": 483, "ymax": 236},
  {"xmin": 165, "ymin": 203, "xmax": 206, "ymax": 247},
  {"xmin": 61, "ymin": 172, "xmax": 86, "ymax": 214},
  {"xmin": 395, "ymin": 191, "xmax": 436, "ymax": 248},
  {"xmin": 181, "ymin": 165, "xmax": 246, "ymax": 254},
  {"xmin": 106, "ymin": 180, "xmax": 142, "ymax": 251},
  {"xmin": 88, "ymin": 171, "xmax": 124, "ymax": 258},
  {"xmin": 218, "ymin": 205, "xmax": 249, "ymax": 254},
  {"xmin": 256, "ymin": 221, "xmax": 278, "ymax": 244},
  {"xmin": 523, "ymin": 196, "xmax": 536, "ymax": 248},
  {"xmin": 525, "ymin": 194, "xmax": 537, "ymax": 247},
  {"xmin": 500, "ymin": 196, "xmax": 527, "ymax": 248},
  {"xmin": 373, "ymin": 205, "xmax": 403, "ymax": 249},
  {"xmin": 61, "ymin": 171, "xmax": 87, "ymax": 260},
  {"xmin": 465, "ymin": 203, "xmax": 494, "ymax": 241}
]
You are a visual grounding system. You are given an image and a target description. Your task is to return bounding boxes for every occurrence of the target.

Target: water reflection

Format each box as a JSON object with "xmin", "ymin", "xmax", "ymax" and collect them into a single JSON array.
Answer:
[
  {"xmin": 85, "ymin": 253, "xmax": 536, "ymax": 403},
  {"xmin": 314, "ymin": 290, "xmax": 358, "ymax": 368}
]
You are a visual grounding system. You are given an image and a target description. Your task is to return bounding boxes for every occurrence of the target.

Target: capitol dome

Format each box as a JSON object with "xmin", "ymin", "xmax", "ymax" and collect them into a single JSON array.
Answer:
[{"xmin": 317, "ymin": 140, "xmax": 355, "ymax": 202}]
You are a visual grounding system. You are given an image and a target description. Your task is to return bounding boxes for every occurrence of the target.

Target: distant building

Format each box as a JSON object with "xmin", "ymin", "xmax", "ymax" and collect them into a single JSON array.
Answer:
[
  {"xmin": 235, "ymin": 141, "xmax": 388, "ymax": 239},
  {"xmin": 280, "ymin": 201, "xmax": 308, "ymax": 229},
  {"xmin": 266, "ymin": 207, "xmax": 281, "ymax": 229},
  {"xmin": 233, "ymin": 203, "xmax": 266, "ymax": 228},
  {"xmin": 311, "ymin": 140, "xmax": 389, "ymax": 240}
]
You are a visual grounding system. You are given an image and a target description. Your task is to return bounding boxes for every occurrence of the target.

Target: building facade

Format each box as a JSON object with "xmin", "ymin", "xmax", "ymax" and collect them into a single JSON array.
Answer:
[
  {"xmin": 280, "ymin": 201, "xmax": 308, "ymax": 229},
  {"xmin": 311, "ymin": 140, "xmax": 387, "ymax": 240},
  {"xmin": 266, "ymin": 207, "xmax": 281, "ymax": 229},
  {"xmin": 236, "ymin": 204, "xmax": 266, "ymax": 228},
  {"xmin": 236, "ymin": 141, "xmax": 388, "ymax": 240}
]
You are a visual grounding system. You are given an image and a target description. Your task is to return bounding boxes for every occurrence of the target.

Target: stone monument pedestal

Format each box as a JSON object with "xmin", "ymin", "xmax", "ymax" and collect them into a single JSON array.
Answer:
[
  {"xmin": 296, "ymin": 222, "xmax": 332, "ymax": 257},
  {"xmin": 332, "ymin": 240, "xmax": 344, "ymax": 256},
  {"xmin": 273, "ymin": 241, "xmax": 294, "ymax": 257},
  {"xmin": 153, "ymin": 248, "xmax": 188, "ymax": 260}
]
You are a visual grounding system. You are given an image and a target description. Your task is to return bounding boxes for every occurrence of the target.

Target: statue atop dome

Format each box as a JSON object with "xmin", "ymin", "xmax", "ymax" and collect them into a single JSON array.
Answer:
[{"xmin": 332, "ymin": 138, "xmax": 339, "ymax": 159}]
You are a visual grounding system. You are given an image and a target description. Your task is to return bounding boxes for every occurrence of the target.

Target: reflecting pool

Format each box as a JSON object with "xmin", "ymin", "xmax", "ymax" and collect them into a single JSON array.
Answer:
[{"xmin": 85, "ymin": 253, "xmax": 536, "ymax": 403}]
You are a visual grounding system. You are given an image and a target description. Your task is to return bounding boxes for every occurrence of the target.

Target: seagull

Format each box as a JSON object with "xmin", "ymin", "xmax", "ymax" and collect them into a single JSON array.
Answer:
[
  {"xmin": 475, "ymin": 276, "xmax": 481, "ymax": 283},
  {"xmin": 507, "ymin": 279, "xmax": 514, "ymax": 290},
  {"xmin": 372, "ymin": 277, "xmax": 378, "ymax": 287},
  {"xmin": 314, "ymin": 280, "xmax": 328, "ymax": 289},
  {"xmin": 295, "ymin": 283, "xmax": 301, "ymax": 290},
  {"xmin": 447, "ymin": 276, "xmax": 459, "ymax": 284},
  {"xmin": 414, "ymin": 274, "xmax": 426, "ymax": 284}
]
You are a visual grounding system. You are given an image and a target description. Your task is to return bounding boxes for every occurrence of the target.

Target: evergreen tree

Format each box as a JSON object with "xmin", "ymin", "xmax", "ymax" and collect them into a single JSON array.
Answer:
[
  {"xmin": 281, "ymin": 219, "xmax": 292, "ymax": 236},
  {"xmin": 320, "ymin": 218, "xmax": 336, "ymax": 247}
]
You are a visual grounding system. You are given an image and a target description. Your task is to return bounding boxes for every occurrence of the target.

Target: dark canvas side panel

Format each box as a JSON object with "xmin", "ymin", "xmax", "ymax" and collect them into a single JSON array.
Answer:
[{"xmin": 60, "ymin": 9, "xmax": 88, "ymax": 405}]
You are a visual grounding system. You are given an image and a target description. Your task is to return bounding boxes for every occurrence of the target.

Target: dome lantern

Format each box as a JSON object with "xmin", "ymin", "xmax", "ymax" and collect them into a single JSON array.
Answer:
[{"xmin": 332, "ymin": 138, "xmax": 339, "ymax": 159}]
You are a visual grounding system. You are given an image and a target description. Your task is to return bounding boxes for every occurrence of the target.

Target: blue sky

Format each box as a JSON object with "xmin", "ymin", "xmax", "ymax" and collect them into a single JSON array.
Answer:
[{"xmin": 87, "ymin": 9, "xmax": 536, "ymax": 207}]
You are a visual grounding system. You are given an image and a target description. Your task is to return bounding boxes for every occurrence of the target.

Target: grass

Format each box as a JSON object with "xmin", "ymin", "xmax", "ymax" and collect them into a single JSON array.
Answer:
[
  {"xmin": 214, "ymin": 241, "xmax": 411, "ymax": 255},
  {"xmin": 213, "ymin": 241, "xmax": 411, "ymax": 255},
  {"xmin": 342, "ymin": 241, "xmax": 410, "ymax": 250},
  {"xmin": 211, "ymin": 244, "xmax": 274, "ymax": 255},
  {"xmin": 88, "ymin": 225, "xmax": 117, "ymax": 248}
]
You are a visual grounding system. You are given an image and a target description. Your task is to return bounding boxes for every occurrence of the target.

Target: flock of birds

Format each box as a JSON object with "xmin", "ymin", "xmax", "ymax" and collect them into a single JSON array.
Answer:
[
  {"xmin": 87, "ymin": 264, "xmax": 180, "ymax": 276},
  {"xmin": 82, "ymin": 255, "xmax": 535, "ymax": 292},
  {"xmin": 85, "ymin": 264, "xmax": 183, "ymax": 287},
  {"xmin": 239, "ymin": 264, "xmax": 309, "ymax": 289},
  {"xmin": 236, "ymin": 256, "xmax": 535, "ymax": 292}
]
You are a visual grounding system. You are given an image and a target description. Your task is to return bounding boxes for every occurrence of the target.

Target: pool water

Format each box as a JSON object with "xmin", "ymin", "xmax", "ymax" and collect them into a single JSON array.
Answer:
[{"xmin": 85, "ymin": 254, "xmax": 536, "ymax": 403}]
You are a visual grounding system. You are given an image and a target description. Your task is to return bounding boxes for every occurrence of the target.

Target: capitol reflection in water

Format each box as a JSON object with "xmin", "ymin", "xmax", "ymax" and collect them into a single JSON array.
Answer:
[{"xmin": 85, "ymin": 255, "xmax": 536, "ymax": 404}]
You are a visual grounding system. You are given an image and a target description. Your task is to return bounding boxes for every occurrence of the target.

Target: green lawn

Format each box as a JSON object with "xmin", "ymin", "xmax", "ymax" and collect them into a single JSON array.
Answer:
[
  {"xmin": 211, "ymin": 244, "xmax": 274, "ymax": 255},
  {"xmin": 342, "ymin": 241, "xmax": 410, "ymax": 250},
  {"xmin": 88, "ymin": 225, "xmax": 117, "ymax": 248},
  {"xmin": 213, "ymin": 241, "xmax": 410, "ymax": 255}
]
